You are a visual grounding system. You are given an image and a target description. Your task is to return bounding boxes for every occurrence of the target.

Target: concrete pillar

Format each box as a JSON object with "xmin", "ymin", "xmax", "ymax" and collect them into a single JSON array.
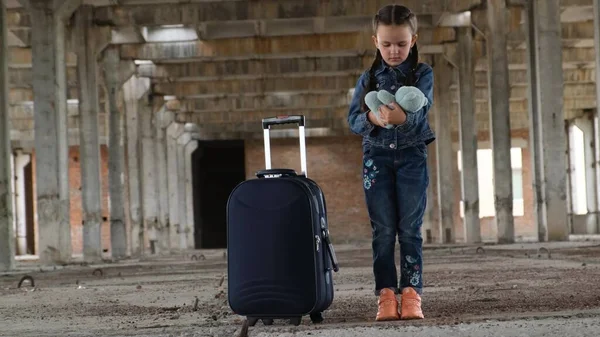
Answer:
[
  {"xmin": 166, "ymin": 122, "xmax": 185, "ymax": 251},
  {"xmin": 184, "ymin": 138, "xmax": 198, "ymax": 249},
  {"xmin": 30, "ymin": 0, "xmax": 72, "ymax": 264},
  {"xmin": 123, "ymin": 76, "xmax": 149, "ymax": 257},
  {"xmin": 177, "ymin": 132, "xmax": 192, "ymax": 249},
  {"xmin": 0, "ymin": 0, "xmax": 15, "ymax": 271},
  {"xmin": 433, "ymin": 54, "xmax": 455, "ymax": 244},
  {"xmin": 140, "ymin": 97, "xmax": 159, "ymax": 253},
  {"xmin": 524, "ymin": 0, "xmax": 547, "ymax": 242},
  {"xmin": 101, "ymin": 46, "xmax": 127, "ymax": 259},
  {"xmin": 456, "ymin": 26, "xmax": 481, "ymax": 243},
  {"xmin": 487, "ymin": 0, "xmax": 515, "ymax": 243},
  {"xmin": 592, "ymin": 0, "xmax": 600, "ymax": 233},
  {"xmin": 423, "ymin": 145, "xmax": 438, "ymax": 244},
  {"xmin": 533, "ymin": 0, "xmax": 569, "ymax": 241},
  {"xmin": 155, "ymin": 106, "xmax": 174, "ymax": 254},
  {"xmin": 74, "ymin": 5, "xmax": 103, "ymax": 262}
]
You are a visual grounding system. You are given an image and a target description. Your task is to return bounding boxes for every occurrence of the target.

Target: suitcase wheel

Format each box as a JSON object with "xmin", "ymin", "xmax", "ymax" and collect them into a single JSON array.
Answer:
[
  {"xmin": 261, "ymin": 319, "xmax": 274, "ymax": 325},
  {"xmin": 247, "ymin": 317, "xmax": 259, "ymax": 327},
  {"xmin": 310, "ymin": 312, "xmax": 324, "ymax": 324},
  {"xmin": 289, "ymin": 317, "xmax": 302, "ymax": 326}
]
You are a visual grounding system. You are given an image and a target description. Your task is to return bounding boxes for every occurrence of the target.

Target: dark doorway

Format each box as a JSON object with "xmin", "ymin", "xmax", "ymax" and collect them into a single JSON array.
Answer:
[
  {"xmin": 192, "ymin": 140, "xmax": 246, "ymax": 249},
  {"xmin": 24, "ymin": 161, "xmax": 35, "ymax": 255}
]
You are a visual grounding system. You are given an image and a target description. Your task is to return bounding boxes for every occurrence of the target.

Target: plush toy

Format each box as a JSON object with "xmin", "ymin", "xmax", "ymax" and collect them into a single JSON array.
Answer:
[{"xmin": 365, "ymin": 86, "xmax": 428, "ymax": 129}]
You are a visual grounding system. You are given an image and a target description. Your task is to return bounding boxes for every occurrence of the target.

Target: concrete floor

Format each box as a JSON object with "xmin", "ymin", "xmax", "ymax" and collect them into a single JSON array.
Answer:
[{"xmin": 2, "ymin": 241, "xmax": 600, "ymax": 337}]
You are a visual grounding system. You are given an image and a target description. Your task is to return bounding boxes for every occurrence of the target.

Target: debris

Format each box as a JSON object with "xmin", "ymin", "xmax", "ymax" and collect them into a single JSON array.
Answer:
[
  {"xmin": 92, "ymin": 268, "xmax": 103, "ymax": 277},
  {"xmin": 537, "ymin": 247, "xmax": 551, "ymax": 259},
  {"xmin": 18, "ymin": 275, "xmax": 34, "ymax": 288},
  {"xmin": 237, "ymin": 319, "xmax": 249, "ymax": 337},
  {"xmin": 476, "ymin": 247, "xmax": 485, "ymax": 255},
  {"xmin": 136, "ymin": 284, "xmax": 142, "ymax": 290},
  {"xmin": 217, "ymin": 275, "xmax": 225, "ymax": 287},
  {"xmin": 193, "ymin": 297, "xmax": 199, "ymax": 311}
]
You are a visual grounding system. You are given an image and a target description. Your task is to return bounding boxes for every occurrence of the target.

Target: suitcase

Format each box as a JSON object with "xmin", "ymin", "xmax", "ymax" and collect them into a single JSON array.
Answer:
[{"xmin": 226, "ymin": 115, "xmax": 339, "ymax": 327}]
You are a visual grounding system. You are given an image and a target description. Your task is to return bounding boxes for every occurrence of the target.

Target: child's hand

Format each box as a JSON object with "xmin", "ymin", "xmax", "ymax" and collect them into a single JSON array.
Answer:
[
  {"xmin": 367, "ymin": 110, "xmax": 387, "ymax": 127},
  {"xmin": 378, "ymin": 102, "xmax": 407, "ymax": 125}
]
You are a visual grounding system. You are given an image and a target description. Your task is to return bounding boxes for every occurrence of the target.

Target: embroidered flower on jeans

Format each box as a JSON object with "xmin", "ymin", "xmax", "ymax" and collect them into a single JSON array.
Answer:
[
  {"xmin": 406, "ymin": 255, "xmax": 417, "ymax": 264},
  {"xmin": 410, "ymin": 272, "xmax": 420, "ymax": 286}
]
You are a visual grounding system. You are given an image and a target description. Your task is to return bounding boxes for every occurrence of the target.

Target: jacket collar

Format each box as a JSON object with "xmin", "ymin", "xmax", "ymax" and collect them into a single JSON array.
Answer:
[{"xmin": 374, "ymin": 57, "xmax": 414, "ymax": 77}]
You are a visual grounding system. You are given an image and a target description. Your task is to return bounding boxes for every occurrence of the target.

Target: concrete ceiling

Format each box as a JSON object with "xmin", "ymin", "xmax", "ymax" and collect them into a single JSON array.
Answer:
[{"xmin": 4, "ymin": 0, "xmax": 599, "ymax": 142}]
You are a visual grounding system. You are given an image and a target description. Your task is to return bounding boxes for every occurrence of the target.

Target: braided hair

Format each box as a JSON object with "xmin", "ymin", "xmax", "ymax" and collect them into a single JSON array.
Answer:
[{"xmin": 360, "ymin": 5, "xmax": 420, "ymax": 112}]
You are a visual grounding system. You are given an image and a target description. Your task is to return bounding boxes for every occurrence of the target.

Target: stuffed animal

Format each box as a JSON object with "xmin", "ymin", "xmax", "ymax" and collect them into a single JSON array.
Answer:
[{"xmin": 365, "ymin": 86, "xmax": 428, "ymax": 129}]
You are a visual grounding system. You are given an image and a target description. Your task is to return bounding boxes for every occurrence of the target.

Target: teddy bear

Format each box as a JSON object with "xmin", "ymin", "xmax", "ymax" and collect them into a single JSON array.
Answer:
[{"xmin": 365, "ymin": 86, "xmax": 428, "ymax": 129}]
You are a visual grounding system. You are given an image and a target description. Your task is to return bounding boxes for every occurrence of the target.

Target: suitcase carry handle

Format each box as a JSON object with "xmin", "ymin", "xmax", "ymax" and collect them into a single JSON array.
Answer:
[
  {"xmin": 262, "ymin": 115, "xmax": 305, "ymax": 128},
  {"xmin": 262, "ymin": 115, "xmax": 308, "ymax": 177},
  {"xmin": 256, "ymin": 168, "xmax": 297, "ymax": 178}
]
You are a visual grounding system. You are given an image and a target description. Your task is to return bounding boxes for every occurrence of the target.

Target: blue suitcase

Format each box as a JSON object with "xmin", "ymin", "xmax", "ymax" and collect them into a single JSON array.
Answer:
[{"xmin": 226, "ymin": 115, "xmax": 339, "ymax": 326}]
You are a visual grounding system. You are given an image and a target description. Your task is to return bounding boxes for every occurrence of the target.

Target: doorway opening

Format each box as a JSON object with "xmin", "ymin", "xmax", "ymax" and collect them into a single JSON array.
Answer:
[{"xmin": 192, "ymin": 140, "xmax": 246, "ymax": 249}]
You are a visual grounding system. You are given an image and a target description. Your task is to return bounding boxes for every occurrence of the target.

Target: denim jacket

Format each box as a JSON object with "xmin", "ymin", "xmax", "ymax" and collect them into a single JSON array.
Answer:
[{"xmin": 347, "ymin": 59, "xmax": 435, "ymax": 150}]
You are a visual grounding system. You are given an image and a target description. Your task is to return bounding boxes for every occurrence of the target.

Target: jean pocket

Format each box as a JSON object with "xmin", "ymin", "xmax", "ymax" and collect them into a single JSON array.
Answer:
[{"xmin": 413, "ymin": 143, "xmax": 428, "ymax": 158}]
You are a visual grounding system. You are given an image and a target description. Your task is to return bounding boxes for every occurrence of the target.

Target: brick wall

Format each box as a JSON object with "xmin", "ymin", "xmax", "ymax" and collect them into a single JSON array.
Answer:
[{"xmin": 31, "ymin": 145, "xmax": 111, "ymax": 256}]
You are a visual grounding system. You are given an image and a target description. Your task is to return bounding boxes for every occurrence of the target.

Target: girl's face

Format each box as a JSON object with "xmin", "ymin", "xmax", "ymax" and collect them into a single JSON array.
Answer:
[{"xmin": 372, "ymin": 24, "xmax": 417, "ymax": 67}]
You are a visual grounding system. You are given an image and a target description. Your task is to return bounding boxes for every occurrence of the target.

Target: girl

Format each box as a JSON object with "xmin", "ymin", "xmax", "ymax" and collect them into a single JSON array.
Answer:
[{"xmin": 347, "ymin": 4, "xmax": 435, "ymax": 321}]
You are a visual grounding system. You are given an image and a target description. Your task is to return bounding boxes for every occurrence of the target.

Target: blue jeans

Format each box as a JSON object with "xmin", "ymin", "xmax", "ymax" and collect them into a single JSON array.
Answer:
[{"xmin": 362, "ymin": 142, "xmax": 428, "ymax": 296}]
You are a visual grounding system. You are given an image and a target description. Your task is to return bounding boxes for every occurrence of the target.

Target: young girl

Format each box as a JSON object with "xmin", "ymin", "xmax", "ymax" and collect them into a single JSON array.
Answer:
[{"xmin": 347, "ymin": 4, "xmax": 435, "ymax": 321}]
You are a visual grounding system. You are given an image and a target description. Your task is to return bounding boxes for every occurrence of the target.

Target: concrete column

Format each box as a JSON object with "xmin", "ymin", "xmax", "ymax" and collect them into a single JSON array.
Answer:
[
  {"xmin": 0, "ymin": 0, "xmax": 15, "ymax": 271},
  {"xmin": 595, "ymin": 113, "xmax": 600, "ymax": 225},
  {"xmin": 184, "ymin": 138, "xmax": 198, "ymax": 249},
  {"xmin": 123, "ymin": 76, "xmax": 149, "ymax": 257},
  {"xmin": 177, "ymin": 132, "xmax": 192, "ymax": 249},
  {"xmin": 533, "ymin": 0, "xmax": 569, "ymax": 241},
  {"xmin": 433, "ymin": 54, "xmax": 455, "ymax": 244},
  {"xmin": 74, "ymin": 5, "xmax": 103, "ymax": 262},
  {"xmin": 487, "ymin": 0, "xmax": 515, "ymax": 243},
  {"xmin": 101, "ymin": 46, "xmax": 127, "ymax": 259},
  {"xmin": 423, "ymin": 146, "xmax": 438, "ymax": 244},
  {"xmin": 155, "ymin": 106, "xmax": 174, "ymax": 254},
  {"xmin": 166, "ymin": 122, "xmax": 185, "ymax": 251},
  {"xmin": 456, "ymin": 26, "xmax": 481, "ymax": 243},
  {"xmin": 524, "ymin": 1, "xmax": 547, "ymax": 242},
  {"xmin": 140, "ymin": 97, "xmax": 159, "ymax": 253},
  {"xmin": 30, "ymin": 0, "xmax": 72, "ymax": 264}
]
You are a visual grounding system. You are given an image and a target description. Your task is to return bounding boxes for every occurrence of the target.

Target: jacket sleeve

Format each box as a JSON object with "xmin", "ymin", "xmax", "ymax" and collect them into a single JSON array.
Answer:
[
  {"xmin": 395, "ymin": 64, "xmax": 434, "ymax": 133},
  {"xmin": 347, "ymin": 71, "xmax": 375, "ymax": 137}
]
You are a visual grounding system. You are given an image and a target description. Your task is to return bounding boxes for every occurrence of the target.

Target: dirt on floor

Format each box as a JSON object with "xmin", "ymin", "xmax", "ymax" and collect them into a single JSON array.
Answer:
[{"xmin": 2, "ymin": 241, "xmax": 600, "ymax": 337}]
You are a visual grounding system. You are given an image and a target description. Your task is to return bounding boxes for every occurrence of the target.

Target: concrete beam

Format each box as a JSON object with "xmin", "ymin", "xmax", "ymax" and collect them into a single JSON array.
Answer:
[
  {"xmin": 0, "ymin": 0, "xmax": 16, "ymax": 271},
  {"xmin": 176, "ymin": 106, "xmax": 348, "ymax": 131},
  {"xmin": 119, "ymin": 30, "xmax": 454, "ymax": 61},
  {"xmin": 94, "ymin": 0, "xmax": 482, "ymax": 26}
]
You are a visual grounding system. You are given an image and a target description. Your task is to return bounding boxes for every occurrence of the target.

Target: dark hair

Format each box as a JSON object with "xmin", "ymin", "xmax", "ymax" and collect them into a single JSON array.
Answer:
[{"xmin": 360, "ymin": 5, "xmax": 420, "ymax": 111}]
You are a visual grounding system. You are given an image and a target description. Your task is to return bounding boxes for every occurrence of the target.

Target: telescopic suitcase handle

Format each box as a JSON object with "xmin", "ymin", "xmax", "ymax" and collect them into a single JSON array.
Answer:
[{"xmin": 261, "ymin": 115, "xmax": 308, "ymax": 177}]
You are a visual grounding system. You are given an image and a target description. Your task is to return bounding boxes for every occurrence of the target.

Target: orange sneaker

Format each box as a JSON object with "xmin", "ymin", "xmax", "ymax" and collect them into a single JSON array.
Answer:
[
  {"xmin": 375, "ymin": 288, "xmax": 400, "ymax": 321},
  {"xmin": 400, "ymin": 287, "xmax": 424, "ymax": 320}
]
